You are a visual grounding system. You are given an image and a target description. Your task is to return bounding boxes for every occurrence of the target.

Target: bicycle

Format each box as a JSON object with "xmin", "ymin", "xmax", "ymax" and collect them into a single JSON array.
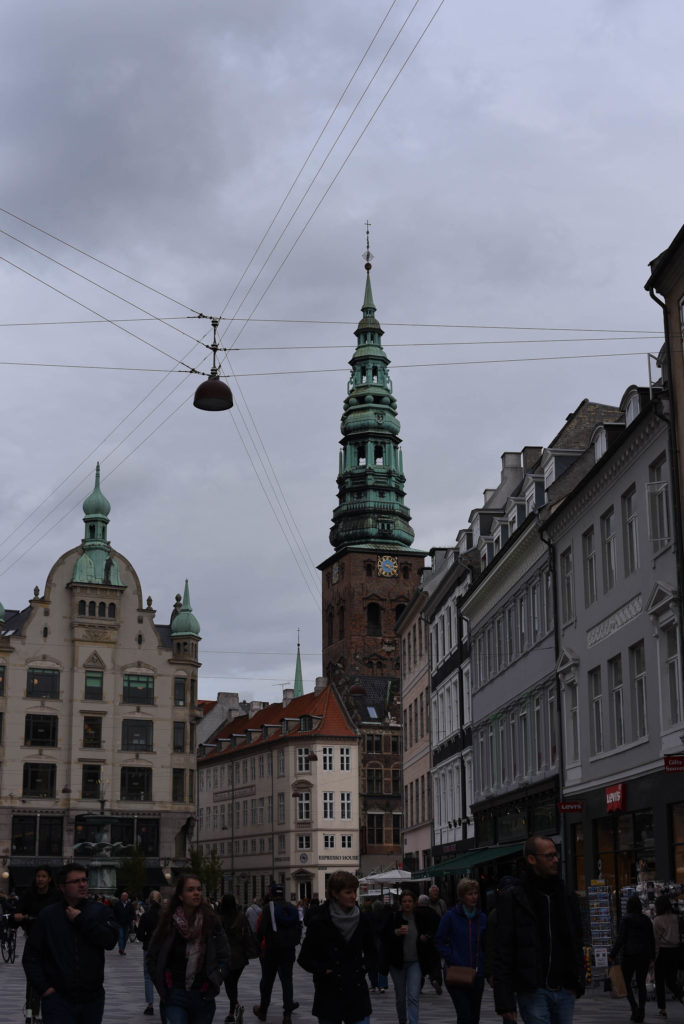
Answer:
[{"xmin": 0, "ymin": 914, "xmax": 17, "ymax": 962}]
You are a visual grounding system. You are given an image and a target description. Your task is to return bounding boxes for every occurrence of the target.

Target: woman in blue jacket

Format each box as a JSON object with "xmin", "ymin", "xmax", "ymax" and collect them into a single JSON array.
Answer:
[{"xmin": 435, "ymin": 879, "xmax": 487, "ymax": 1024}]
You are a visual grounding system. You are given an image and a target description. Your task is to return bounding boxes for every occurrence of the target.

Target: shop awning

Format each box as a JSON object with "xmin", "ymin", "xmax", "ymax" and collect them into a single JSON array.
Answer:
[{"xmin": 412, "ymin": 842, "xmax": 522, "ymax": 879}]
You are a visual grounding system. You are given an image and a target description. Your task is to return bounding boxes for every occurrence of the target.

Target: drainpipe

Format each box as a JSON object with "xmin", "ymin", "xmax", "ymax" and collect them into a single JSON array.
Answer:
[
  {"xmin": 538, "ymin": 517, "xmax": 568, "ymax": 880},
  {"xmin": 647, "ymin": 288, "xmax": 684, "ymax": 659}
]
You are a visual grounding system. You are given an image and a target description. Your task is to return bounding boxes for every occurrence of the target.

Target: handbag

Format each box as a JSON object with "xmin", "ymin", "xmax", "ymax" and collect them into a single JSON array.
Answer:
[
  {"xmin": 445, "ymin": 964, "xmax": 476, "ymax": 987},
  {"xmin": 607, "ymin": 964, "xmax": 627, "ymax": 999}
]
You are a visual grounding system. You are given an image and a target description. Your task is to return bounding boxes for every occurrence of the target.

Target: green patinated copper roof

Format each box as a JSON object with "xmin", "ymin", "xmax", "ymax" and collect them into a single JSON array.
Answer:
[
  {"xmin": 72, "ymin": 464, "xmax": 123, "ymax": 585},
  {"xmin": 328, "ymin": 260, "xmax": 415, "ymax": 551},
  {"xmin": 170, "ymin": 579, "xmax": 200, "ymax": 637},
  {"xmin": 293, "ymin": 638, "xmax": 303, "ymax": 698}
]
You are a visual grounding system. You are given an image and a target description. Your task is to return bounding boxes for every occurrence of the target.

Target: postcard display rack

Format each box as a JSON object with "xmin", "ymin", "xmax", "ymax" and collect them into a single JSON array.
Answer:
[{"xmin": 581, "ymin": 883, "xmax": 615, "ymax": 985}]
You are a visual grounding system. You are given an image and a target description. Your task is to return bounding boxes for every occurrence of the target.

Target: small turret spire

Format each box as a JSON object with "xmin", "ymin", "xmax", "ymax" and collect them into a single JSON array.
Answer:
[{"xmin": 293, "ymin": 630, "xmax": 303, "ymax": 698}]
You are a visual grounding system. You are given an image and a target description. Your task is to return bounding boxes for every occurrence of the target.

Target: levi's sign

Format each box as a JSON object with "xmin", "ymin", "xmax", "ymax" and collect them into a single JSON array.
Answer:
[
  {"xmin": 605, "ymin": 783, "xmax": 624, "ymax": 811},
  {"xmin": 558, "ymin": 801, "xmax": 584, "ymax": 813}
]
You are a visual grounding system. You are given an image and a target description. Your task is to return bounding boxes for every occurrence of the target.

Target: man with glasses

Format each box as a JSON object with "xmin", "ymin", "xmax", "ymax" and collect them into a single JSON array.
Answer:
[
  {"xmin": 493, "ymin": 836, "xmax": 585, "ymax": 1024},
  {"xmin": 23, "ymin": 862, "xmax": 118, "ymax": 1024}
]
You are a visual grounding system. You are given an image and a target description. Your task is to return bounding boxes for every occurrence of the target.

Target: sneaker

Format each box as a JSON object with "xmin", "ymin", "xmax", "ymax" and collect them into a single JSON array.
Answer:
[
  {"xmin": 235, "ymin": 1006, "xmax": 245, "ymax": 1024},
  {"xmin": 253, "ymin": 1008, "xmax": 267, "ymax": 1022}
]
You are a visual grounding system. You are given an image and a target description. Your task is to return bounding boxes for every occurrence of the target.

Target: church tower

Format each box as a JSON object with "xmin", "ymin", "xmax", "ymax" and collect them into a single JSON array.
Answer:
[{"xmin": 319, "ymin": 236, "xmax": 424, "ymax": 871}]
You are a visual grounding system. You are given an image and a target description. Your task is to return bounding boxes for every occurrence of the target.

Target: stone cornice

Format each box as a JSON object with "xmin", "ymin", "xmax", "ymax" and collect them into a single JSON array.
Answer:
[
  {"xmin": 461, "ymin": 522, "xmax": 544, "ymax": 624},
  {"xmin": 586, "ymin": 595, "xmax": 643, "ymax": 648}
]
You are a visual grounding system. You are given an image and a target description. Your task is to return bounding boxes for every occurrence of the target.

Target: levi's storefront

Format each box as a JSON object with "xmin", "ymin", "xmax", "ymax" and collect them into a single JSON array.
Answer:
[{"xmin": 568, "ymin": 761, "xmax": 684, "ymax": 891}]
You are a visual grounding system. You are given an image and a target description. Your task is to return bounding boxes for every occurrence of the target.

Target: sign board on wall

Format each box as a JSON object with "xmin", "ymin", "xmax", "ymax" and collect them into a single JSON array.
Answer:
[{"xmin": 605, "ymin": 783, "xmax": 624, "ymax": 812}]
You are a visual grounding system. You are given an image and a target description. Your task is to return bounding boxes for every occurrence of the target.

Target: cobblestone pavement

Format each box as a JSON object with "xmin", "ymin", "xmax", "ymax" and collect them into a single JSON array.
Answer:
[{"xmin": 3, "ymin": 932, "xmax": 683, "ymax": 1024}]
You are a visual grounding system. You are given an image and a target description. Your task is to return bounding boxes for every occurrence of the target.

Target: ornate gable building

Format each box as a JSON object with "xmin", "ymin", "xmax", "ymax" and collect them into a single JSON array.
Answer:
[
  {"xmin": 319, "ymin": 250, "xmax": 425, "ymax": 872},
  {"xmin": 0, "ymin": 466, "xmax": 199, "ymax": 891}
]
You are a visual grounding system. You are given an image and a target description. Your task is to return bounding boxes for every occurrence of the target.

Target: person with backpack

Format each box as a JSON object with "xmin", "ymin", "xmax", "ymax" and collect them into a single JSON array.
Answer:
[
  {"xmin": 253, "ymin": 884, "xmax": 302, "ymax": 1024},
  {"xmin": 219, "ymin": 894, "xmax": 256, "ymax": 1024}
]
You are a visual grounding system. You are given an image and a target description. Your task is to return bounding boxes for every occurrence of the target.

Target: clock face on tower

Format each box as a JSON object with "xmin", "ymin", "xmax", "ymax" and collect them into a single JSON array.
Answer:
[{"xmin": 377, "ymin": 554, "xmax": 398, "ymax": 577}]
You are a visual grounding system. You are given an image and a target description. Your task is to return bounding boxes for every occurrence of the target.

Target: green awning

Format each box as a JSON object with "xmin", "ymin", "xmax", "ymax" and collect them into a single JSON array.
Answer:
[{"xmin": 412, "ymin": 842, "xmax": 522, "ymax": 879}]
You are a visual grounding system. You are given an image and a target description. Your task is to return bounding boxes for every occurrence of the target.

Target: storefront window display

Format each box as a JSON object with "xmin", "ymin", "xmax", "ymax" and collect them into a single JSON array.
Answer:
[
  {"xmin": 673, "ymin": 802, "xmax": 684, "ymax": 884},
  {"xmin": 574, "ymin": 824, "xmax": 585, "ymax": 890},
  {"xmin": 595, "ymin": 810, "xmax": 655, "ymax": 889}
]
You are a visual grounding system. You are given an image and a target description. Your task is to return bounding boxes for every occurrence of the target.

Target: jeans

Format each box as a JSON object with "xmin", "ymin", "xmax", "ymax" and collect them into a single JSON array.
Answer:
[
  {"xmin": 143, "ymin": 954, "xmax": 155, "ymax": 1005},
  {"xmin": 118, "ymin": 924, "xmax": 130, "ymax": 951},
  {"xmin": 165, "ymin": 988, "xmax": 216, "ymax": 1024},
  {"xmin": 389, "ymin": 961, "xmax": 421, "ymax": 1024},
  {"xmin": 224, "ymin": 967, "xmax": 245, "ymax": 1012},
  {"xmin": 41, "ymin": 990, "xmax": 105, "ymax": 1024},
  {"xmin": 516, "ymin": 988, "xmax": 576, "ymax": 1024},
  {"xmin": 258, "ymin": 952, "xmax": 296, "ymax": 1013},
  {"xmin": 446, "ymin": 974, "xmax": 485, "ymax": 1024},
  {"xmin": 621, "ymin": 955, "xmax": 650, "ymax": 1012}
]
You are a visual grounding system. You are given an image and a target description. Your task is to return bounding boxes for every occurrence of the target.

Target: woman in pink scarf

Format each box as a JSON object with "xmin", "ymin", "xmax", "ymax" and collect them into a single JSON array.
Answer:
[{"xmin": 147, "ymin": 874, "xmax": 229, "ymax": 1024}]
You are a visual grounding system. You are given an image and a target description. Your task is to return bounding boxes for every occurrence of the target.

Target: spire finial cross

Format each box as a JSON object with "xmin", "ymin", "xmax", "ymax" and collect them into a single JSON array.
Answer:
[{"xmin": 363, "ymin": 220, "xmax": 373, "ymax": 269}]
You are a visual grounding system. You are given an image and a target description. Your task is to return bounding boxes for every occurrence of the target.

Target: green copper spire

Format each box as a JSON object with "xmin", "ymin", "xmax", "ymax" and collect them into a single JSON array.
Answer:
[
  {"xmin": 170, "ymin": 579, "xmax": 201, "ymax": 637},
  {"xmin": 329, "ymin": 236, "xmax": 415, "ymax": 551},
  {"xmin": 293, "ymin": 632, "xmax": 303, "ymax": 698},
  {"xmin": 72, "ymin": 464, "xmax": 122, "ymax": 585}
]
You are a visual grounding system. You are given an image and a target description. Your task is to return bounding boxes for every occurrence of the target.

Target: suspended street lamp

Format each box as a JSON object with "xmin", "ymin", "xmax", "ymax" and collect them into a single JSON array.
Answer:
[{"xmin": 193, "ymin": 317, "xmax": 234, "ymax": 411}]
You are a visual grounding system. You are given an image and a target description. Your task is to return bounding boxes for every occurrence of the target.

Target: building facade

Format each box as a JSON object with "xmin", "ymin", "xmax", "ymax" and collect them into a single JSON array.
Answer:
[
  {"xmin": 0, "ymin": 466, "xmax": 199, "ymax": 891},
  {"xmin": 196, "ymin": 680, "xmax": 360, "ymax": 904},
  {"xmin": 545, "ymin": 384, "xmax": 684, "ymax": 887},
  {"xmin": 319, "ymin": 252, "xmax": 424, "ymax": 873}
]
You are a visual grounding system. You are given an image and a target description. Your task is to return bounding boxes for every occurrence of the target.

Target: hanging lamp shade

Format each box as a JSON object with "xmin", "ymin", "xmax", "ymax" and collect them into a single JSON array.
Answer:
[{"xmin": 193, "ymin": 370, "xmax": 234, "ymax": 411}]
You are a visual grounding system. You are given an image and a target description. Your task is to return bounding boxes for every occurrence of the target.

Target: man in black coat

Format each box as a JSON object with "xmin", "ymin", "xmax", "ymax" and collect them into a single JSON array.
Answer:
[
  {"xmin": 254, "ymin": 884, "xmax": 302, "ymax": 1024},
  {"xmin": 113, "ymin": 889, "xmax": 136, "ymax": 954},
  {"xmin": 493, "ymin": 836, "xmax": 585, "ymax": 1024},
  {"xmin": 23, "ymin": 861, "xmax": 118, "ymax": 1024}
]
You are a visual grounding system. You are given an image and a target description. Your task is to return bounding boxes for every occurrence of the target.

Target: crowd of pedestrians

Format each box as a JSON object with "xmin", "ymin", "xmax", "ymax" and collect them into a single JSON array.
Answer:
[{"xmin": 5, "ymin": 835, "xmax": 684, "ymax": 1024}]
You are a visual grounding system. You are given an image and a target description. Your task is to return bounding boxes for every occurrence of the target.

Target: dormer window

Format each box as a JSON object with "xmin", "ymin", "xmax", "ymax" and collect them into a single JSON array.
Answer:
[
  {"xmin": 625, "ymin": 392, "xmax": 640, "ymax": 426},
  {"xmin": 594, "ymin": 428, "xmax": 607, "ymax": 460}
]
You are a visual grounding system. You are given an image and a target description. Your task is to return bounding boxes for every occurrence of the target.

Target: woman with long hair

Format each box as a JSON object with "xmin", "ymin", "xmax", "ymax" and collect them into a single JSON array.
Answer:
[
  {"xmin": 609, "ymin": 894, "xmax": 654, "ymax": 1023},
  {"xmin": 653, "ymin": 895, "xmax": 684, "ymax": 1017},
  {"xmin": 218, "ymin": 893, "xmax": 252, "ymax": 1024},
  {"xmin": 383, "ymin": 889, "xmax": 438, "ymax": 1024},
  {"xmin": 436, "ymin": 878, "xmax": 487, "ymax": 1024},
  {"xmin": 146, "ymin": 874, "xmax": 229, "ymax": 1024},
  {"xmin": 12, "ymin": 864, "xmax": 61, "ymax": 1022}
]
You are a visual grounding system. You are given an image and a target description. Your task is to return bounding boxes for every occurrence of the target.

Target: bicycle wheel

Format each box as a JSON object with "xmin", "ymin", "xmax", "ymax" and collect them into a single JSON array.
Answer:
[
  {"xmin": 8, "ymin": 930, "xmax": 16, "ymax": 963},
  {"xmin": 0, "ymin": 936, "xmax": 9, "ymax": 962}
]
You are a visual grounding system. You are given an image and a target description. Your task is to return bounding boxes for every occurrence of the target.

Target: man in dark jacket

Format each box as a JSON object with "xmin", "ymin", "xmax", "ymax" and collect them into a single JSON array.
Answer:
[
  {"xmin": 113, "ymin": 889, "xmax": 136, "ymax": 954},
  {"xmin": 23, "ymin": 861, "xmax": 118, "ymax": 1024},
  {"xmin": 493, "ymin": 836, "xmax": 585, "ymax": 1024},
  {"xmin": 253, "ymin": 884, "xmax": 302, "ymax": 1024}
]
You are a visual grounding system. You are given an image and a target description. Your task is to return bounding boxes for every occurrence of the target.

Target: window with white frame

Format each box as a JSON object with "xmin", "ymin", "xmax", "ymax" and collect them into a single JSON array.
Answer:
[
  {"xmin": 662, "ymin": 623, "xmax": 682, "ymax": 726},
  {"xmin": 647, "ymin": 454, "xmax": 671, "ymax": 555},
  {"xmin": 629, "ymin": 641, "xmax": 647, "ymax": 740},
  {"xmin": 531, "ymin": 582, "xmax": 540, "ymax": 642},
  {"xmin": 518, "ymin": 593, "xmax": 527, "ymax": 650},
  {"xmin": 323, "ymin": 791, "xmax": 334, "ymax": 819},
  {"xmin": 548, "ymin": 691, "xmax": 558, "ymax": 767},
  {"xmin": 340, "ymin": 747, "xmax": 351, "ymax": 771},
  {"xmin": 277, "ymin": 749, "xmax": 285, "ymax": 776},
  {"xmin": 622, "ymin": 485, "xmax": 639, "ymax": 576},
  {"xmin": 277, "ymin": 792, "xmax": 285, "ymax": 824},
  {"xmin": 296, "ymin": 748, "xmax": 310, "ymax": 772},
  {"xmin": 296, "ymin": 792, "xmax": 310, "ymax": 821},
  {"xmin": 341, "ymin": 834, "xmax": 352, "ymax": 848},
  {"xmin": 600, "ymin": 507, "xmax": 617, "ymax": 592},
  {"xmin": 506, "ymin": 605, "xmax": 516, "ymax": 662},
  {"xmin": 340, "ymin": 792, "xmax": 352, "ymax": 819},
  {"xmin": 297, "ymin": 834, "xmax": 311, "ymax": 850},
  {"xmin": 560, "ymin": 548, "xmax": 575, "ymax": 623},
  {"xmin": 534, "ymin": 696, "xmax": 543, "ymax": 771},
  {"xmin": 608, "ymin": 655, "xmax": 625, "ymax": 748},
  {"xmin": 564, "ymin": 680, "xmax": 580, "ymax": 764},
  {"xmin": 324, "ymin": 834, "xmax": 335, "ymax": 849},
  {"xmin": 322, "ymin": 746, "xmax": 333, "ymax": 771},
  {"xmin": 589, "ymin": 667, "xmax": 603, "ymax": 755},
  {"xmin": 519, "ymin": 708, "xmax": 530, "ymax": 775},
  {"xmin": 509, "ymin": 712, "xmax": 518, "ymax": 779},
  {"xmin": 278, "ymin": 834, "xmax": 286, "ymax": 853},
  {"xmin": 463, "ymin": 666, "xmax": 471, "ymax": 725},
  {"xmin": 582, "ymin": 528, "xmax": 597, "ymax": 607}
]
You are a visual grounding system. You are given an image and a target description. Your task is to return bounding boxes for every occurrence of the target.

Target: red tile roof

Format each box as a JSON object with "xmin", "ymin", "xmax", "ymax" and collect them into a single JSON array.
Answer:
[{"xmin": 199, "ymin": 684, "xmax": 355, "ymax": 762}]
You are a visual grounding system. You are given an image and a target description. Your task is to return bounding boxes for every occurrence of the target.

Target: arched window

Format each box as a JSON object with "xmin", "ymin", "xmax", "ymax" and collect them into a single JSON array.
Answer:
[
  {"xmin": 108, "ymin": 603, "xmax": 116, "ymax": 618},
  {"xmin": 402, "ymin": 564, "xmax": 410, "ymax": 580},
  {"xmin": 338, "ymin": 606, "xmax": 345, "ymax": 640},
  {"xmin": 78, "ymin": 600, "xmax": 86, "ymax": 615},
  {"xmin": 88, "ymin": 601, "xmax": 96, "ymax": 616},
  {"xmin": 367, "ymin": 603, "xmax": 381, "ymax": 637},
  {"xmin": 374, "ymin": 445, "xmax": 384, "ymax": 465},
  {"xmin": 98, "ymin": 602, "xmax": 106, "ymax": 618},
  {"xmin": 357, "ymin": 446, "xmax": 367, "ymax": 467}
]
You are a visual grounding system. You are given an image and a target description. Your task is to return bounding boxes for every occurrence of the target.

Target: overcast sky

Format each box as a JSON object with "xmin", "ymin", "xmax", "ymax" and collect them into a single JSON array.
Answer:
[{"xmin": 1, "ymin": 0, "xmax": 681, "ymax": 702}]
